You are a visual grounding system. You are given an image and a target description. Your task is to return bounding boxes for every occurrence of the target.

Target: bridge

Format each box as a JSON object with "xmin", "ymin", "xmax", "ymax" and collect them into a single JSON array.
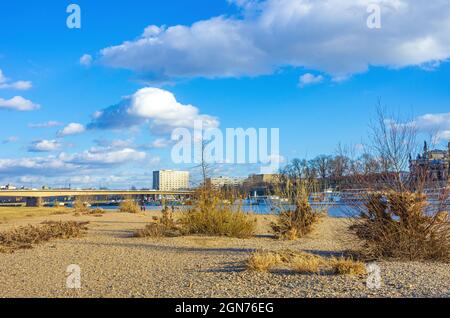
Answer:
[{"xmin": 0, "ymin": 189, "xmax": 194, "ymax": 207}]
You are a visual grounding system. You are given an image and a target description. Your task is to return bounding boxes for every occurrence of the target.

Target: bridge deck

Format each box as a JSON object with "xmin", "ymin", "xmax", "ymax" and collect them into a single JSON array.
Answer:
[{"xmin": 0, "ymin": 190, "xmax": 194, "ymax": 198}]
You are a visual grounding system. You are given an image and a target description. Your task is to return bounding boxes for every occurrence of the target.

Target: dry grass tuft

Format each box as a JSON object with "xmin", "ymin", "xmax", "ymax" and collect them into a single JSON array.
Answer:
[
  {"xmin": 331, "ymin": 258, "xmax": 367, "ymax": 276},
  {"xmin": 247, "ymin": 251, "xmax": 282, "ymax": 272},
  {"xmin": 246, "ymin": 250, "xmax": 366, "ymax": 276},
  {"xmin": 135, "ymin": 207, "xmax": 183, "ymax": 238},
  {"xmin": 0, "ymin": 221, "xmax": 89, "ymax": 253},
  {"xmin": 289, "ymin": 253, "xmax": 323, "ymax": 274},
  {"xmin": 119, "ymin": 199, "xmax": 140, "ymax": 214},
  {"xmin": 86, "ymin": 208, "xmax": 105, "ymax": 216}
]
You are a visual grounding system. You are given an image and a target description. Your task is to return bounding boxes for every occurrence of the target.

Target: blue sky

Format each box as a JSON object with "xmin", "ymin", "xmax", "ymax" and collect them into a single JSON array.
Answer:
[{"xmin": 0, "ymin": 0, "xmax": 449, "ymax": 188}]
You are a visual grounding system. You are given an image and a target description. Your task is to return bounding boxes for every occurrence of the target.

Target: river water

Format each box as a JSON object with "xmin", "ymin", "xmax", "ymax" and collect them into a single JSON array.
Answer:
[{"xmin": 92, "ymin": 203, "xmax": 354, "ymax": 217}]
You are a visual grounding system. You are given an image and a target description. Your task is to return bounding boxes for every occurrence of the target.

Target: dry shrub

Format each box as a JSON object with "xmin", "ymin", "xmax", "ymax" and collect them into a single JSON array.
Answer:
[
  {"xmin": 73, "ymin": 198, "xmax": 89, "ymax": 214},
  {"xmin": 331, "ymin": 258, "xmax": 367, "ymax": 276},
  {"xmin": 119, "ymin": 199, "xmax": 140, "ymax": 214},
  {"xmin": 271, "ymin": 180, "xmax": 325, "ymax": 240},
  {"xmin": 247, "ymin": 251, "xmax": 282, "ymax": 272},
  {"xmin": 246, "ymin": 250, "xmax": 366, "ymax": 276},
  {"xmin": 352, "ymin": 191, "xmax": 449, "ymax": 262},
  {"xmin": 0, "ymin": 221, "xmax": 89, "ymax": 253},
  {"xmin": 74, "ymin": 196, "xmax": 105, "ymax": 216},
  {"xmin": 135, "ymin": 207, "xmax": 183, "ymax": 238},
  {"xmin": 271, "ymin": 199, "xmax": 324, "ymax": 240},
  {"xmin": 181, "ymin": 188, "xmax": 256, "ymax": 238}
]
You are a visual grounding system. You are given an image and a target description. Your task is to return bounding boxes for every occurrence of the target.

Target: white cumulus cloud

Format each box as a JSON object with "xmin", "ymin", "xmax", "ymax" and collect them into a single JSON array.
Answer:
[
  {"xmin": 397, "ymin": 112, "xmax": 450, "ymax": 142},
  {"xmin": 88, "ymin": 87, "xmax": 219, "ymax": 134},
  {"xmin": 59, "ymin": 148, "xmax": 146, "ymax": 166},
  {"xmin": 299, "ymin": 73, "xmax": 324, "ymax": 87},
  {"xmin": 0, "ymin": 147, "xmax": 150, "ymax": 178},
  {"xmin": 0, "ymin": 69, "xmax": 32, "ymax": 90},
  {"xmin": 96, "ymin": 0, "xmax": 450, "ymax": 81},
  {"xmin": 413, "ymin": 113, "xmax": 450, "ymax": 131},
  {"xmin": 28, "ymin": 140, "xmax": 61, "ymax": 152},
  {"xmin": 58, "ymin": 123, "xmax": 86, "ymax": 137},
  {"xmin": 0, "ymin": 156, "xmax": 75, "ymax": 177},
  {"xmin": 79, "ymin": 54, "xmax": 93, "ymax": 67},
  {"xmin": 150, "ymin": 138, "xmax": 172, "ymax": 149},
  {"xmin": 0, "ymin": 96, "xmax": 40, "ymax": 111},
  {"xmin": 436, "ymin": 130, "xmax": 450, "ymax": 141}
]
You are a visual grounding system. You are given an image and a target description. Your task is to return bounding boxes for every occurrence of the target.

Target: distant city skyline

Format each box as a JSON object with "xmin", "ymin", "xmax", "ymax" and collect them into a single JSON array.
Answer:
[{"xmin": 1, "ymin": 0, "xmax": 450, "ymax": 188}]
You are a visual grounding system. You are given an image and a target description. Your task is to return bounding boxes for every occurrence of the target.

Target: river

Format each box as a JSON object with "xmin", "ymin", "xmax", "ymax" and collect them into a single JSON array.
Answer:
[{"xmin": 91, "ymin": 203, "xmax": 355, "ymax": 217}]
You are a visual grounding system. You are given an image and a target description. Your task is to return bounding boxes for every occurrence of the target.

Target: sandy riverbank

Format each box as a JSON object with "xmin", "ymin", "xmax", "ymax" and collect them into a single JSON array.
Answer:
[{"xmin": 0, "ymin": 210, "xmax": 448, "ymax": 298}]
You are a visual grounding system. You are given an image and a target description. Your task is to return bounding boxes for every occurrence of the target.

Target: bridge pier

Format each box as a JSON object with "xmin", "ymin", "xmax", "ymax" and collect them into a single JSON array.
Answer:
[{"xmin": 25, "ymin": 197, "xmax": 43, "ymax": 207}]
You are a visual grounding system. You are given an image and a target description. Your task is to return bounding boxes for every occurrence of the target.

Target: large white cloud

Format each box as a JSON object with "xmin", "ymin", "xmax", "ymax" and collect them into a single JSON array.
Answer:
[
  {"xmin": 0, "ymin": 96, "xmax": 40, "ymax": 111},
  {"xmin": 88, "ymin": 87, "xmax": 219, "ymax": 133},
  {"xmin": 97, "ymin": 0, "xmax": 450, "ymax": 81}
]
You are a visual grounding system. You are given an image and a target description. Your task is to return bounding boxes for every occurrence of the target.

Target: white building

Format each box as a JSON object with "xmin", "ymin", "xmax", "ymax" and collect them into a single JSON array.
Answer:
[
  {"xmin": 153, "ymin": 170, "xmax": 190, "ymax": 191},
  {"xmin": 207, "ymin": 176, "xmax": 245, "ymax": 188},
  {"xmin": 0, "ymin": 184, "xmax": 17, "ymax": 190}
]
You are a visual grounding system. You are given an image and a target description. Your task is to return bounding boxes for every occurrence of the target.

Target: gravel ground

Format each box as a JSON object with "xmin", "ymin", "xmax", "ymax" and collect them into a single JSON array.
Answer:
[{"xmin": 0, "ymin": 211, "xmax": 448, "ymax": 298}]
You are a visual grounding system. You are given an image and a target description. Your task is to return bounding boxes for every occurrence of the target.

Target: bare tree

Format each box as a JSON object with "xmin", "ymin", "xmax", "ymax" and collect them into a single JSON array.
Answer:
[
  {"xmin": 200, "ymin": 138, "xmax": 210, "ymax": 187},
  {"xmin": 311, "ymin": 155, "xmax": 333, "ymax": 179},
  {"xmin": 368, "ymin": 104, "xmax": 418, "ymax": 191},
  {"xmin": 370, "ymin": 105, "xmax": 417, "ymax": 172},
  {"xmin": 359, "ymin": 153, "xmax": 382, "ymax": 175},
  {"xmin": 190, "ymin": 134, "xmax": 214, "ymax": 189}
]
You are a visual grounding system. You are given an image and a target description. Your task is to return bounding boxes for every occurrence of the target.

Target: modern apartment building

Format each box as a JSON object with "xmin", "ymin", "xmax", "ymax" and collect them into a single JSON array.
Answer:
[{"xmin": 152, "ymin": 170, "xmax": 190, "ymax": 191}]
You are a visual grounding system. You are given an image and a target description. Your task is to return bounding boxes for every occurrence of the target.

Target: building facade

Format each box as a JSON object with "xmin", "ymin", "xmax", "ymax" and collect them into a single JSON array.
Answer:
[
  {"xmin": 244, "ymin": 174, "xmax": 280, "ymax": 184},
  {"xmin": 207, "ymin": 176, "xmax": 245, "ymax": 188},
  {"xmin": 409, "ymin": 142, "xmax": 449, "ymax": 187},
  {"xmin": 152, "ymin": 170, "xmax": 190, "ymax": 191}
]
